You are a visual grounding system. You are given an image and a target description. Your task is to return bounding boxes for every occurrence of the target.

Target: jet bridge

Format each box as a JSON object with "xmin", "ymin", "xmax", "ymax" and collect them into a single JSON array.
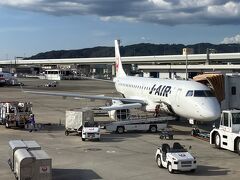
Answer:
[{"xmin": 193, "ymin": 73, "xmax": 225, "ymax": 102}]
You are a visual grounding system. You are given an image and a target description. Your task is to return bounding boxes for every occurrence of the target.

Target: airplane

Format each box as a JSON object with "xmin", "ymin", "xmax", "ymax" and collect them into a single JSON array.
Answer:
[{"xmin": 24, "ymin": 40, "xmax": 221, "ymax": 124}]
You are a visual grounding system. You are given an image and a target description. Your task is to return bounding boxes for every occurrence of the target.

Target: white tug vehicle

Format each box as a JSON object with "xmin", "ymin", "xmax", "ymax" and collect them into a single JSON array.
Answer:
[
  {"xmin": 155, "ymin": 142, "xmax": 197, "ymax": 173},
  {"xmin": 82, "ymin": 121, "xmax": 101, "ymax": 141},
  {"xmin": 210, "ymin": 110, "xmax": 240, "ymax": 154}
]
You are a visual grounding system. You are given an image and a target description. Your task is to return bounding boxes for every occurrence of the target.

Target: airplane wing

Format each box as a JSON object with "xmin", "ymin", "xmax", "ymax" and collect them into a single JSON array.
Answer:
[
  {"xmin": 24, "ymin": 90, "xmax": 146, "ymax": 105},
  {"xmin": 99, "ymin": 103, "xmax": 142, "ymax": 111}
]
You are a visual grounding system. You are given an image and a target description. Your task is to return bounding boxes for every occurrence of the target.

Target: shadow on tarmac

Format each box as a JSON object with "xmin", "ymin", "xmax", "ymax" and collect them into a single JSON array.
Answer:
[
  {"xmin": 99, "ymin": 133, "xmax": 143, "ymax": 143},
  {"xmin": 52, "ymin": 168, "xmax": 102, "ymax": 180},
  {"xmin": 184, "ymin": 165, "xmax": 230, "ymax": 176}
]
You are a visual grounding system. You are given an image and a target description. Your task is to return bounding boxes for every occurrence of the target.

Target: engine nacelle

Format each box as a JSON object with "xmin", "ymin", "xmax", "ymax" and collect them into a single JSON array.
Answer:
[{"xmin": 143, "ymin": 102, "xmax": 174, "ymax": 115}]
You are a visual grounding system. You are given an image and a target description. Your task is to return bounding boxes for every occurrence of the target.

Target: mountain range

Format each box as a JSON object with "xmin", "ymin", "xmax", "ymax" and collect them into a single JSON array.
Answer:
[{"xmin": 26, "ymin": 43, "xmax": 240, "ymax": 60}]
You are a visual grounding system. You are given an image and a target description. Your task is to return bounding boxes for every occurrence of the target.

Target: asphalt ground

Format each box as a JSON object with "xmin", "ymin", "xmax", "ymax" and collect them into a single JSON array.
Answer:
[{"xmin": 0, "ymin": 78, "xmax": 239, "ymax": 180}]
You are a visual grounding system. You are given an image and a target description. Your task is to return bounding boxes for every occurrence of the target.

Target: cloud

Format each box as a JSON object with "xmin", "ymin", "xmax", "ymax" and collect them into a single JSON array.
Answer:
[
  {"xmin": 222, "ymin": 34, "xmax": 240, "ymax": 44},
  {"xmin": 0, "ymin": 0, "xmax": 240, "ymax": 25}
]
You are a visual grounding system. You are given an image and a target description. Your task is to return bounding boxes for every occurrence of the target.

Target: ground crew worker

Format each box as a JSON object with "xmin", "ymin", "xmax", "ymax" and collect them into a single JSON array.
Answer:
[{"xmin": 29, "ymin": 114, "xmax": 36, "ymax": 132}]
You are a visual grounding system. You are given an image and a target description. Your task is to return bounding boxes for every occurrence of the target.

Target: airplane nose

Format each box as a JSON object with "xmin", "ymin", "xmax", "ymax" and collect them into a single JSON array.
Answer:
[{"xmin": 201, "ymin": 104, "xmax": 221, "ymax": 121}]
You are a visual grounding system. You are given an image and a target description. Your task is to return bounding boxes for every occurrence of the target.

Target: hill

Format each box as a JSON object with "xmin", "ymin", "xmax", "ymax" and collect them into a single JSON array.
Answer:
[{"xmin": 26, "ymin": 43, "xmax": 240, "ymax": 59}]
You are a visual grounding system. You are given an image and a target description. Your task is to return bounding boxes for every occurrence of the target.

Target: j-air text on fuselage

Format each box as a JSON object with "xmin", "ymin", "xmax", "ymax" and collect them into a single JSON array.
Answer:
[
  {"xmin": 24, "ymin": 39, "xmax": 221, "ymax": 125},
  {"xmin": 149, "ymin": 84, "xmax": 172, "ymax": 97}
]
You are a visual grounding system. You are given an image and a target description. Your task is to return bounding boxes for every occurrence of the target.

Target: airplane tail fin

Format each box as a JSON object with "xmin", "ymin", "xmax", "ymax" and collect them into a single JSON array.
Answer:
[{"xmin": 115, "ymin": 40, "xmax": 126, "ymax": 78}]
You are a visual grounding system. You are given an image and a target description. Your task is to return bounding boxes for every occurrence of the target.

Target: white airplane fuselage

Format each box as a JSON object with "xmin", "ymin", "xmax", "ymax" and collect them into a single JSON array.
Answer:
[{"xmin": 114, "ymin": 76, "xmax": 221, "ymax": 122}]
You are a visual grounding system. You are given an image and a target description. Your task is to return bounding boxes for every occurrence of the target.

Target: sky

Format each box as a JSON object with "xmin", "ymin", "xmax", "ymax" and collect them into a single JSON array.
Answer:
[{"xmin": 0, "ymin": 0, "xmax": 240, "ymax": 59}]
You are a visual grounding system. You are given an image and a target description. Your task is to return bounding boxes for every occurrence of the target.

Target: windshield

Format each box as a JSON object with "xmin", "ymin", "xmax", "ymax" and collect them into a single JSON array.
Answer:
[
  {"xmin": 193, "ymin": 90, "xmax": 214, "ymax": 97},
  {"xmin": 186, "ymin": 90, "xmax": 193, "ymax": 96},
  {"xmin": 232, "ymin": 113, "xmax": 240, "ymax": 124},
  {"xmin": 84, "ymin": 122, "xmax": 99, "ymax": 127},
  {"xmin": 169, "ymin": 148, "xmax": 188, "ymax": 153}
]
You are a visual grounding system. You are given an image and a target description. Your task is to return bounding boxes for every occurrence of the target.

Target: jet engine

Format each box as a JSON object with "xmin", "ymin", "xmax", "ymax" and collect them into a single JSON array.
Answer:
[{"xmin": 144, "ymin": 102, "xmax": 174, "ymax": 115}]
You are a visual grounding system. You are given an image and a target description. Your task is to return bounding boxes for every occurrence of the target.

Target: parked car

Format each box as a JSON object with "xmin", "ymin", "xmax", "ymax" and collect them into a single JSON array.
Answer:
[
  {"xmin": 44, "ymin": 81, "xmax": 57, "ymax": 87},
  {"xmin": 155, "ymin": 142, "xmax": 197, "ymax": 173}
]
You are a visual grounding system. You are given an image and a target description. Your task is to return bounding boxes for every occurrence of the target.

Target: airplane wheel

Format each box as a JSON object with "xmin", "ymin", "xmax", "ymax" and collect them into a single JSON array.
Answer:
[
  {"xmin": 65, "ymin": 130, "xmax": 69, "ymax": 136},
  {"xmin": 116, "ymin": 126, "xmax": 124, "ymax": 134},
  {"xmin": 236, "ymin": 138, "xmax": 240, "ymax": 155},
  {"xmin": 149, "ymin": 126, "xmax": 157, "ymax": 133},
  {"xmin": 215, "ymin": 133, "xmax": 221, "ymax": 149},
  {"xmin": 167, "ymin": 162, "xmax": 174, "ymax": 173},
  {"xmin": 156, "ymin": 155, "xmax": 163, "ymax": 168},
  {"xmin": 82, "ymin": 138, "xmax": 85, "ymax": 141}
]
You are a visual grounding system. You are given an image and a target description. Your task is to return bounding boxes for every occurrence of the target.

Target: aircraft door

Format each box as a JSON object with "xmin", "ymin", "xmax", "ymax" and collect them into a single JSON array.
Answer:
[{"xmin": 176, "ymin": 88, "xmax": 182, "ymax": 108}]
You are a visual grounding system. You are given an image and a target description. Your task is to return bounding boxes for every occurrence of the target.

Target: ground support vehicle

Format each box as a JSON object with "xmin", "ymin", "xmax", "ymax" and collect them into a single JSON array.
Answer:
[
  {"xmin": 0, "ymin": 102, "xmax": 32, "ymax": 128},
  {"xmin": 159, "ymin": 130, "xmax": 174, "ymax": 140},
  {"xmin": 155, "ymin": 142, "xmax": 197, "ymax": 173},
  {"xmin": 210, "ymin": 110, "xmax": 240, "ymax": 155},
  {"xmin": 106, "ymin": 116, "xmax": 173, "ymax": 134},
  {"xmin": 81, "ymin": 121, "xmax": 101, "ymax": 141},
  {"xmin": 65, "ymin": 109, "xmax": 94, "ymax": 136},
  {"xmin": 191, "ymin": 128, "xmax": 210, "ymax": 141},
  {"xmin": 44, "ymin": 81, "xmax": 57, "ymax": 87}
]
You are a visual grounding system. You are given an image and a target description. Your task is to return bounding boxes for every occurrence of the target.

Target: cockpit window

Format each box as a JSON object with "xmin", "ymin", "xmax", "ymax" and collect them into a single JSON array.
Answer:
[
  {"xmin": 186, "ymin": 90, "xmax": 193, "ymax": 96},
  {"xmin": 205, "ymin": 90, "xmax": 214, "ymax": 97},
  {"xmin": 194, "ymin": 90, "xmax": 205, "ymax": 97},
  {"xmin": 194, "ymin": 90, "xmax": 214, "ymax": 97}
]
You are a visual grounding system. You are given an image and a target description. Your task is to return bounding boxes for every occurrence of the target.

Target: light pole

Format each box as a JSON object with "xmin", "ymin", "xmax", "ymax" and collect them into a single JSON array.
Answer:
[{"xmin": 185, "ymin": 50, "xmax": 188, "ymax": 80}]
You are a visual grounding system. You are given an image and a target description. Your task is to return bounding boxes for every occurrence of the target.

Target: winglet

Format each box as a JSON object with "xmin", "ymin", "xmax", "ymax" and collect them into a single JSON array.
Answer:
[{"xmin": 115, "ymin": 40, "xmax": 126, "ymax": 78}]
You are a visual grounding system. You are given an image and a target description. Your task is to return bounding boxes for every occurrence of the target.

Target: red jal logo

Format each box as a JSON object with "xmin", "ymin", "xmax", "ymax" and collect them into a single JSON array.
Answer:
[
  {"xmin": 41, "ymin": 167, "xmax": 48, "ymax": 171},
  {"xmin": 116, "ymin": 57, "xmax": 119, "ymax": 72}
]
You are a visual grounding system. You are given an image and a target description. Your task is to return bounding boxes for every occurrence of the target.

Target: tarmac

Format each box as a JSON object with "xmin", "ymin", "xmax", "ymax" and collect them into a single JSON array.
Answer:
[{"xmin": 0, "ymin": 78, "xmax": 239, "ymax": 180}]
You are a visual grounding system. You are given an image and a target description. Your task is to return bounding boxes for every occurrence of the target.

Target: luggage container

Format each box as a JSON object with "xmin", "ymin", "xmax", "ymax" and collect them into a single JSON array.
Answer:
[
  {"xmin": 14, "ymin": 149, "xmax": 35, "ymax": 180},
  {"xmin": 8, "ymin": 140, "xmax": 41, "ymax": 171},
  {"xmin": 65, "ymin": 109, "xmax": 94, "ymax": 136},
  {"xmin": 23, "ymin": 140, "xmax": 41, "ymax": 151},
  {"xmin": 8, "ymin": 140, "xmax": 27, "ymax": 171},
  {"xmin": 30, "ymin": 150, "xmax": 52, "ymax": 180}
]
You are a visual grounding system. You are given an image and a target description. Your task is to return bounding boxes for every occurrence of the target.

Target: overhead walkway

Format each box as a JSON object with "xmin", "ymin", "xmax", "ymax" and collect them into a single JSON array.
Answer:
[{"xmin": 1, "ymin": 53, "xmax": 240, "ymax": 65}]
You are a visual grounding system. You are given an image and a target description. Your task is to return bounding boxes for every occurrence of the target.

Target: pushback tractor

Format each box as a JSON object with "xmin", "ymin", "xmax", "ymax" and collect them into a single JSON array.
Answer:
[{"xmin": 210, "ymin": 110, "xmax": 240, "ymax": 155}]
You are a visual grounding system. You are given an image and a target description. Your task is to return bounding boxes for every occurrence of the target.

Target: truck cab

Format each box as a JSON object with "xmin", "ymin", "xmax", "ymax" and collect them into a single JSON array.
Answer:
[
  {"xmin": 81, "ymin": 121, "xmax": 101, "ymax": 141},
  {"xmin": 210, "ymin": 110, "xmax": 240, "ymax": 154}
]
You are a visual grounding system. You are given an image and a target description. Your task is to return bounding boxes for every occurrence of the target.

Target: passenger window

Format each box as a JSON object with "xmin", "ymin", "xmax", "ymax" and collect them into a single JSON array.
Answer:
[{"xmin": 186, "ymin": 90, "xmax": 193, "ymax": 96}]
